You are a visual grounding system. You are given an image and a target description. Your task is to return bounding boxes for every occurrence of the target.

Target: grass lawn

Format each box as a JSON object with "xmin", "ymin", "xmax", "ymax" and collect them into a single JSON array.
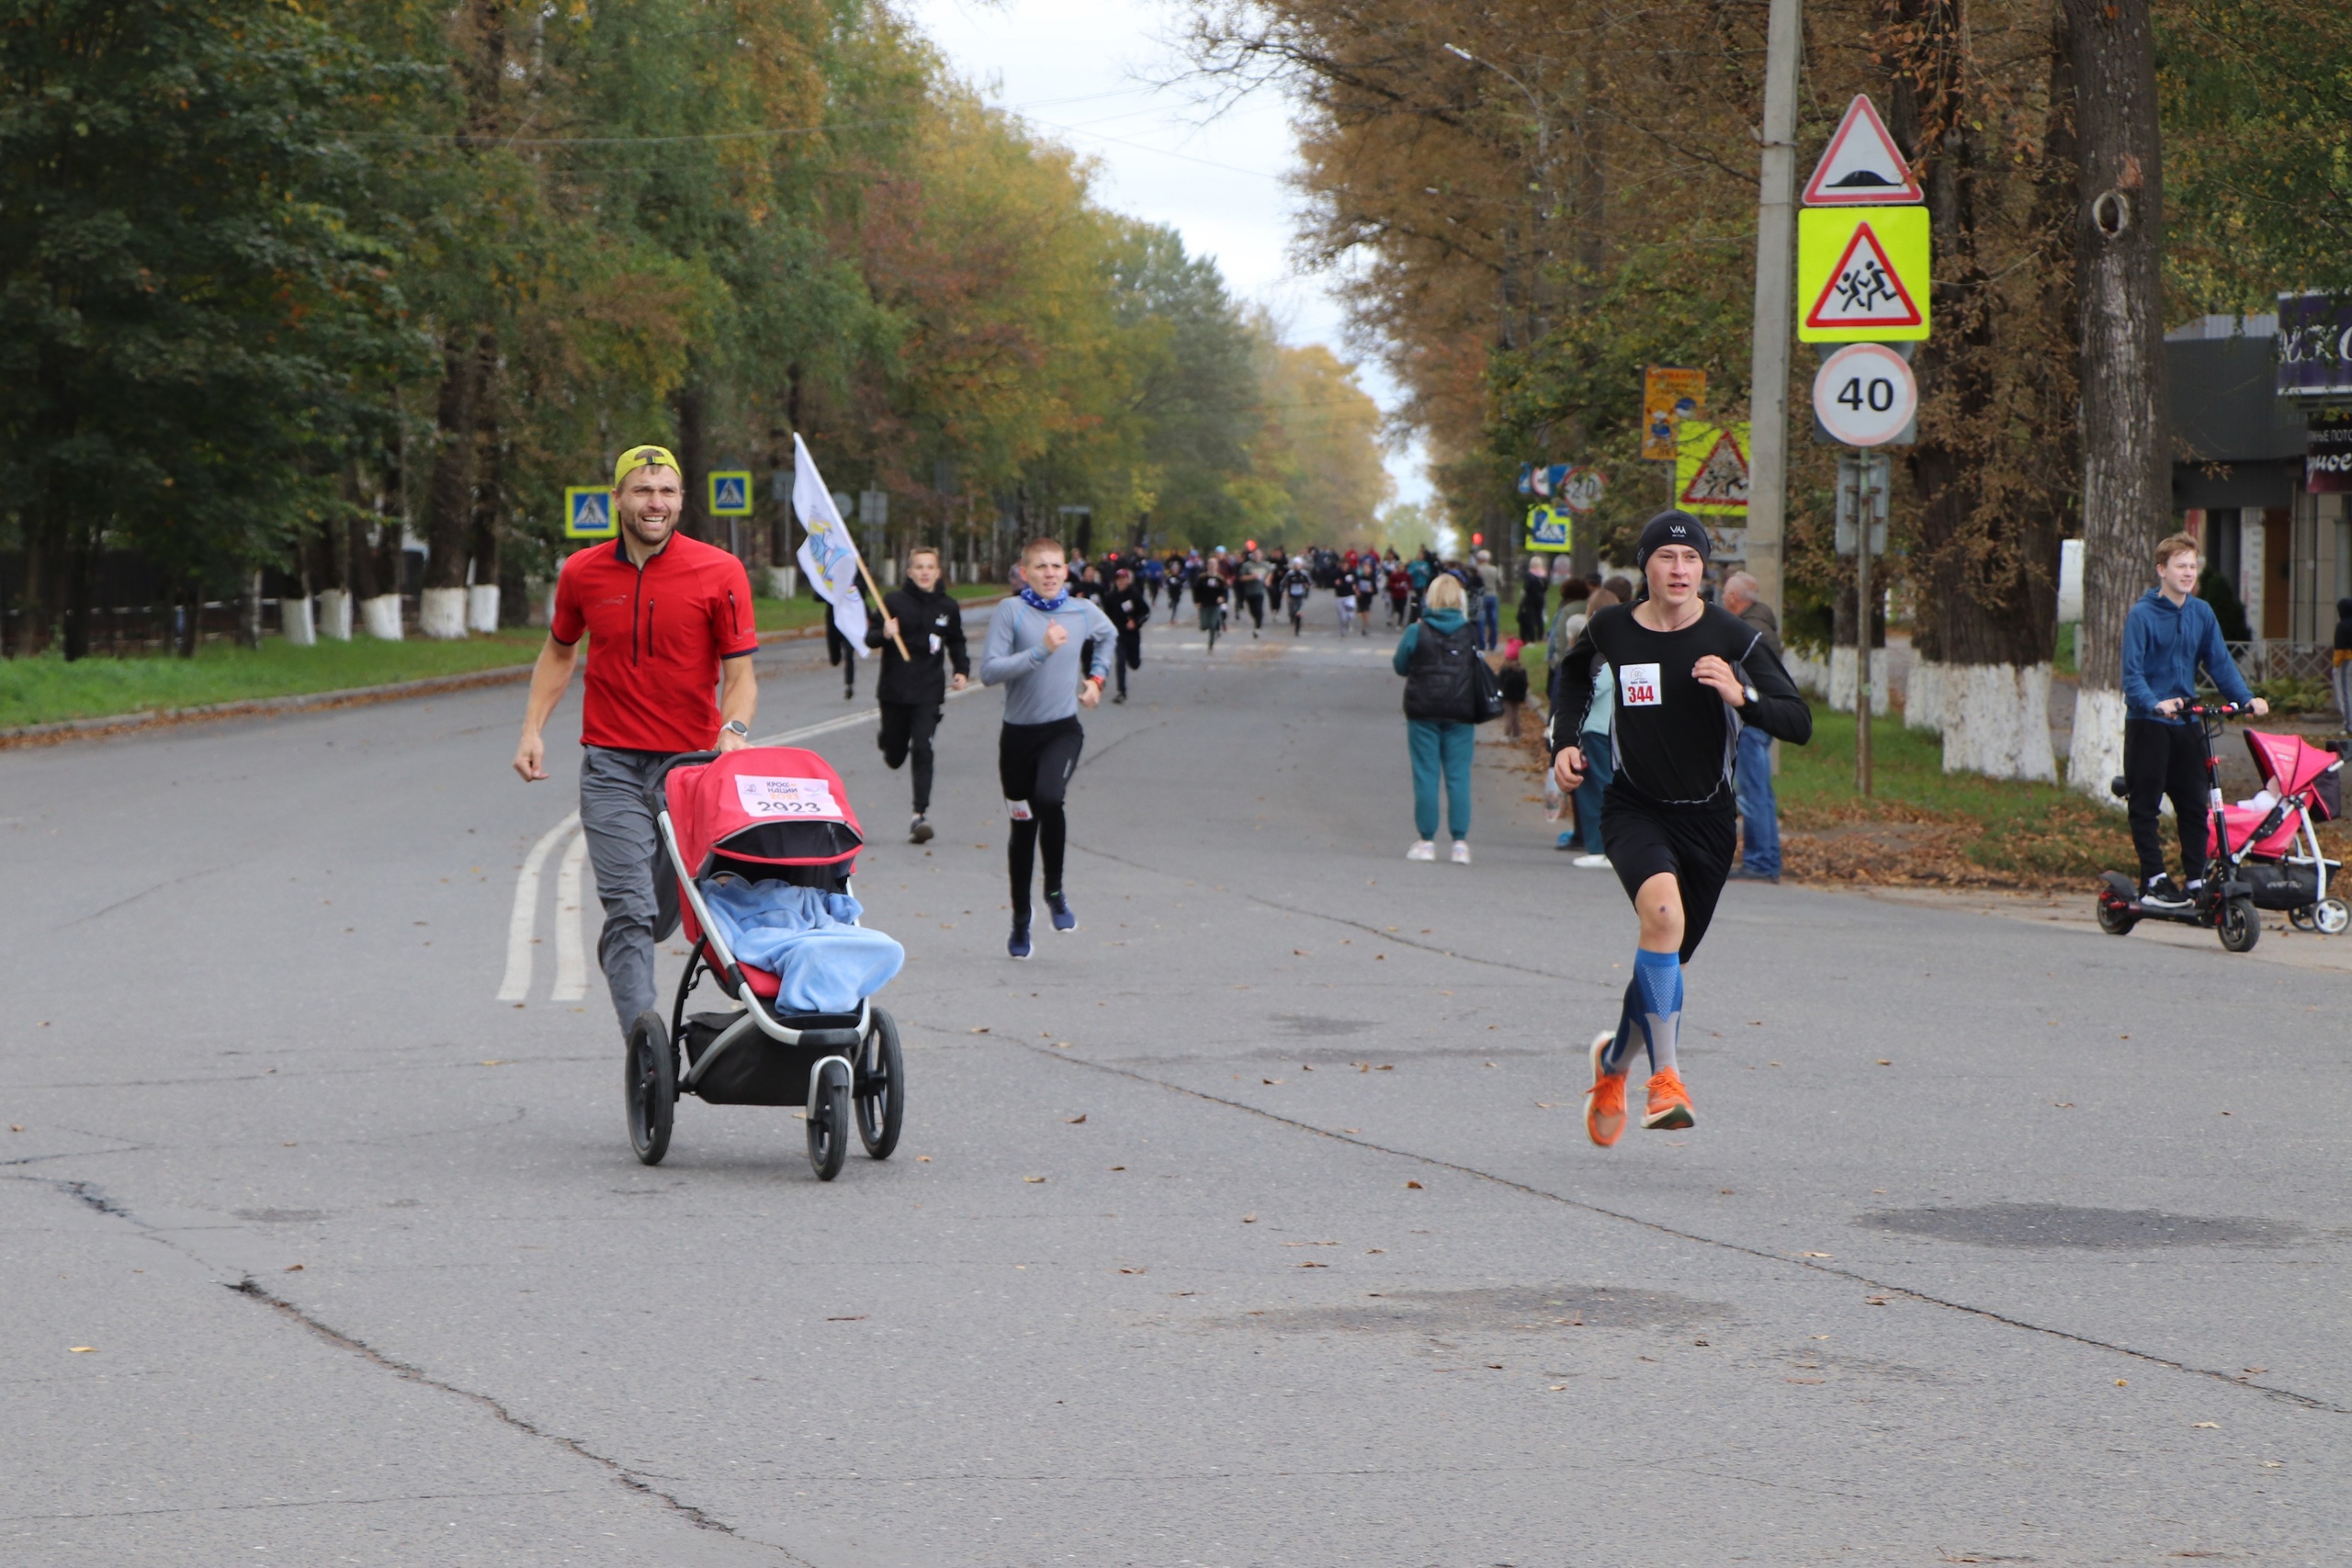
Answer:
[
  {"xmin": 1776, "ymin": 707, "xmax": 2346, "ymax": 886},
  {"xmin": 1, "ymin": 584, "xmax": 1006, "ymax": 730}
]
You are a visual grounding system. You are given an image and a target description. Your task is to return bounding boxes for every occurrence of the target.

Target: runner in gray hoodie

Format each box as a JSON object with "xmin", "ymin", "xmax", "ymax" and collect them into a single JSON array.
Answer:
[{"xmin": 981, "ymin": 536, "xmax": 1118, "ymax": 959}]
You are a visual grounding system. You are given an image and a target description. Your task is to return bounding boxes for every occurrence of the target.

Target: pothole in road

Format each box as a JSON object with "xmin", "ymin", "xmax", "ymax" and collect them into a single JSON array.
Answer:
[
  {"xmin": 1857, "ymin": 1201, "xmax": 2302, "ymax": 1250},
  {"xmin": 1210, "ymin": 1284, "xmax": 1728, "ymax": 1334}
]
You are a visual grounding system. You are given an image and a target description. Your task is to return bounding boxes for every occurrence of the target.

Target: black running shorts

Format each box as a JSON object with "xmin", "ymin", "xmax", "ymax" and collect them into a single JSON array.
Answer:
[
  {"xmin": 999, "ymin": 716, "xmax": 1084, "ymax": 809},
  {"xmin": 1600, "ymin": 784, "xmax": 1737, "ymax": 963}
]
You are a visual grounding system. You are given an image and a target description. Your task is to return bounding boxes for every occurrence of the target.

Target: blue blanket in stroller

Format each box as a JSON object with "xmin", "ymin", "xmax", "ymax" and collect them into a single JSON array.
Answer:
[{"xmin": 700, "ymin": 877, "xmax": 904, "ymax": 1013}]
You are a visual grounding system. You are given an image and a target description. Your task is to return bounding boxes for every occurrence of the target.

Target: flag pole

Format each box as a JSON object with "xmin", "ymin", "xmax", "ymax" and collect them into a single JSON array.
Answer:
[{"xmin": 854, "ymin": 550, "xmax": 910, "ymax": 660}]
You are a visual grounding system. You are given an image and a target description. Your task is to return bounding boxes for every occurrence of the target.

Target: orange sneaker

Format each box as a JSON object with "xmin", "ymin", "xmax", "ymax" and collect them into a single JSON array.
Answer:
[
  {"xmin": 1585, "ymin": 1031, "xmax": 1627, "ymax": 1147},
  {"xmin": 1642, "ymin": 1066, "xmax": 1695, "ymax": 1131}
]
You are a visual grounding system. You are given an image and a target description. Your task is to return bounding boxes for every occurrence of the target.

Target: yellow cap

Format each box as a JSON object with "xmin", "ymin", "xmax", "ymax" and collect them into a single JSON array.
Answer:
[{"xmin": 612, "ymin": 444, "xmax": 680, "ymax": 490}]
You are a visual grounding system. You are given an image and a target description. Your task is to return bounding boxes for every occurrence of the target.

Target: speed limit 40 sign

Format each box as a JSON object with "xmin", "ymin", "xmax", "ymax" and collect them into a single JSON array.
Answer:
[{"xmin": 1812, "ymin": 343, "xmax": 1917, "ymax": 447}]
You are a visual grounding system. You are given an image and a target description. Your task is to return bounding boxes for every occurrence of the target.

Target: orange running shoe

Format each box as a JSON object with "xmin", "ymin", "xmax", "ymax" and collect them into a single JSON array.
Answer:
[
  {"xmin": 1642, "ymin": 1066, "xmax": 1695, "ymax": 1131},
  {"xmin": 1585, "ymin": 1031, "xmax": 1627, "ymax": 1147}
]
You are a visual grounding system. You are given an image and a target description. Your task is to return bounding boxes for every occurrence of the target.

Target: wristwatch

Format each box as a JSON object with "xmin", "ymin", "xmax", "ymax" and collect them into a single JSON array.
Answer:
[
  {"xmin": 1742, "ymin": 683, "xmax": 1758, "ymax": 706},
  {"xmin": 722, "ymin": 719, "xmax": 750, "ymax": 739}
]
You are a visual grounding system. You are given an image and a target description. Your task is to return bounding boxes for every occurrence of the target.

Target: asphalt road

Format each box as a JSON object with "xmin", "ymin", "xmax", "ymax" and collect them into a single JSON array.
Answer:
[{"xmin": 4, "ymin": 597, "xmax": 2346, "ymax": 1566}]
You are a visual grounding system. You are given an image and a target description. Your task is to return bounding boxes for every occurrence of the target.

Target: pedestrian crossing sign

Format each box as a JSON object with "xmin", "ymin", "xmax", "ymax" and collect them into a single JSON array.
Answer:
[
  {"xmin": 564, "ymin": 486, "xmax": 616, "ymax": 539},
  {"xmin": 1675, "ymin": 422, "xmax": 1751, "ymax": 515},
  {"xmin": 708, "ymin": 470, "xmax": 753, "ymax": 517},
  {"xmin": 1798, "ymin": 206, "xmax": 1930, "ymax": 342},
  {"xmin": 1523, "ymin": 504, "xmax": 1573, "ymax": 554}
]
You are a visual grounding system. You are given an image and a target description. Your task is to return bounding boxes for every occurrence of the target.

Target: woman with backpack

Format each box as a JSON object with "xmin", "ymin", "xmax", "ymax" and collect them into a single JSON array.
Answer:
[{"xmin": 1391, "ymin": 573, "xmax": 1491, "ymax": 863}]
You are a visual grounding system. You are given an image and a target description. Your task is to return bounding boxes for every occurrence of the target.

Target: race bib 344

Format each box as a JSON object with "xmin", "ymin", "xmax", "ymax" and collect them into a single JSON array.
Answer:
[{"xmin": 1620, "ymin": 663, "xmax": 1663, "ymax": 706}]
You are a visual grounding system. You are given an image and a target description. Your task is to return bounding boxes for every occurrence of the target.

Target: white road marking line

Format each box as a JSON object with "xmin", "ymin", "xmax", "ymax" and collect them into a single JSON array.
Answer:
[
  {"xmin": 551, "ymin": 829, "xmax": 590, "ymax": 1002},
  {"xmin": 751, "ymin": 681, "xmax": 983, "ymax": 748},
  {"xmin": 497, "ymin": 814, "xmax": 578, "ymax": 1002}
]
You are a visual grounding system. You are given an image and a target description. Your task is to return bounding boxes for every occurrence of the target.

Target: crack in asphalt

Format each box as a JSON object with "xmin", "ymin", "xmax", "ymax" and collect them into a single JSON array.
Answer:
[
  {"xmin": 23, "ymin": 1175, "xmax": 811, "ymax": 1562},
  {"xmin": 994, "ymin": 1037, "xmax": 2351, "ymax": 1417}
]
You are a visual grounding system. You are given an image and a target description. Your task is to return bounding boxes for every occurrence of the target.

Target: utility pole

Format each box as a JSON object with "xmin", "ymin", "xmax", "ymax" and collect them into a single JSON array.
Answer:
[{"xmin": 1744, "ymin": 0, "xmax": 1803, "ymax": 619}]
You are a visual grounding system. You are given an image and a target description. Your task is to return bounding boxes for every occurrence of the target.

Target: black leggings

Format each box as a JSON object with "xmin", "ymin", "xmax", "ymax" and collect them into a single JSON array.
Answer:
[
  {"xmin": 1000, "ymin": 718, "xmax": 1085, "ymax": 925},
  {"xmin": 877, "ymin": 701, "xmax": 941, "ymax": 814}
]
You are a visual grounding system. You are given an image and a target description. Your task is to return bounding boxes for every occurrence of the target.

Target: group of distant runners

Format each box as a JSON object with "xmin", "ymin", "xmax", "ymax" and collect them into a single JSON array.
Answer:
[{"xmin": 508, "ymin": 440, "xmax": 1816, "ymax": 1155}]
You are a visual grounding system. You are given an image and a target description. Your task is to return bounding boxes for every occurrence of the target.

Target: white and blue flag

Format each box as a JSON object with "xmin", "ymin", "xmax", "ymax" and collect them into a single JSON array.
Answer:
[{"xmin": 791, "ymin": 433, "xmax": 869, "ymax": 657}]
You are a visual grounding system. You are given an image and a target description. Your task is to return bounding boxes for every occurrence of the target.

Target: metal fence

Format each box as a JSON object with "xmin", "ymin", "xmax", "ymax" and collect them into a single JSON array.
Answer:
[{"xmin": 2224, "ymin": 640, "xmax": 2335, "ymax": 684}]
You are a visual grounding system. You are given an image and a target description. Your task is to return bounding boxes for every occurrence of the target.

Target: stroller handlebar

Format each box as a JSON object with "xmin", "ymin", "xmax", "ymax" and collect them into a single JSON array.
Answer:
[{"xmin": 2186, "ymin": 700, "xmax": 2254, "ymax": 719}]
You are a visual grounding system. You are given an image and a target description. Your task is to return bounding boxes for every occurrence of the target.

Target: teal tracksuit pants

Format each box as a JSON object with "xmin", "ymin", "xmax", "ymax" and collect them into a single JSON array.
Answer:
[{"xmin": 1407, "ymin": 718, "xmax": 1474, "ymax": 840}]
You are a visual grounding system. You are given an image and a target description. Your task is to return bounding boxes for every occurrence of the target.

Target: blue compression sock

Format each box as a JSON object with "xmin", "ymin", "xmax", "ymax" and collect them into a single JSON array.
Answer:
[{"xmin": 1605, "ymin": 948, "xmax": 1684, "ymax": 1077}]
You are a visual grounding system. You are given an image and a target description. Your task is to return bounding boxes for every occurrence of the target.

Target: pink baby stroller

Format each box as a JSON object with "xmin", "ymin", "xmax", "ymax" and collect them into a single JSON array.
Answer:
[
  {"xmin": 2209, "ymin": 730, "xmax": 2347, "ymax": 935},
  {"xmin": 628, "ymin": 746, "xmax": 907, "ymax": 1179}
]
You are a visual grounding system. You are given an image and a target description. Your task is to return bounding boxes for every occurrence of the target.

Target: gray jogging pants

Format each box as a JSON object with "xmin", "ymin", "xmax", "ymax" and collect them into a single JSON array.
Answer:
[{"xmin": 578, "ymin": 746, "xmax": 683, "ymax": 1037}]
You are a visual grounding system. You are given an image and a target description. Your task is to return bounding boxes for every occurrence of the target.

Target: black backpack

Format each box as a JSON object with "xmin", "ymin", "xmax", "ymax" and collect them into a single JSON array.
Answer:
[{"xmin": 1404, "ymin": 622, "xmax": 1503, "ymax": 723}]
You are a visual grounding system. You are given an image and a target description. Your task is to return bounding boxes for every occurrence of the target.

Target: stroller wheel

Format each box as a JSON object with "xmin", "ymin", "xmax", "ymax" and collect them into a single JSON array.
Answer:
[
  {"xmin": 2218, "ymin": 896, "xmax": 2261, "ymax": 954},
  {"xmin": 2316, "ymin": 897, "xmax": 2350, "ymax": 936},
  {"xmin": 807, "ymin": 1058, "xmax": 850, "ymax": 1181},
  {"xmin": 626, "ymin": 1011, "xmax": 675, "ymax": 1166},
  {"xmin": 856, "ymin": 1008, "xmax": 907, "ymax": 1160}
]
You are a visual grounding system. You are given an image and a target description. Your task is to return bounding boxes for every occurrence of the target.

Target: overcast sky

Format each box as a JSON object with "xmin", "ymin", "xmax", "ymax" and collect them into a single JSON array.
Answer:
[{"xmin": 902, "ymin": 0, "xmax": 1432, "ymax": 511}]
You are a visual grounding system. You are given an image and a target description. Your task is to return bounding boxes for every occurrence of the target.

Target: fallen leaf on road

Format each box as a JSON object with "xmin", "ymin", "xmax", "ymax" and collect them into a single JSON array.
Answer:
[
  {"xmin": 481, "ymin": 1059, "xmax": 504, "ymax": 1066},
  {"xmin": 1262, "ymin": 1077, "xmax": 1282, "ymax": 1085},
  {"xmin": 2116, "ymin": 1379, "xmax": 2129, "ymax": 1386},
  {"xmin": 1241, "ymin": 1213, "xmax": 1257, "ymax": 1223},
  {"xmin": 1549, "ymin": 1383, "xmax": 1567, "ymax": 1391},
  {"xmin": 284, "ymin": 1264, "xmax": 303, "ymax": 1272},
  {"xmin": 1342, "ymin": 1127, "xmax": 1359, "ymax": 1133},
  {"xmin": 7, "ymin": 1125, "xmax": 19, "ymax": 1133},
  {"xmin": 2262, "ymin": 1460, "xmax": 2284, "ymax": 1467},
  {"xmin": 1865, "ymin": 1296, "xmax": 1887, "ymax": 1306},
  {"xmin": 1377, "ymin": 1065, "xmax": 1394, "ymax": 1072},
  {"xmin": 826, "ymin": 1314, "xmax": 867, "ymax": 1322},
  {"xmin": 1293, "ymin": 949, "xmax": 1310, "ymax": 956},
  {"xmin": 69, "ymin": 1347, "xmax": 93, "ymax": 1353},
  {"xmin": 2192, "ymin": 1421, "xmax": 2220, "ymax": 1428},
  {"xmin": 1119, "ymin": 1268, "xmax": 1146, "ymax": 1275},
  {"xmin": 1802, "ymin": 1251, "xmax": 1834, "ymax": 1258},
  {"xmin": 1366, "ymin": 1247, "xmax": 1384, "ymax": 1254},
  {"xmin": 1067, "ymin": 1114, "xmax": 1087, "ymax": 1124},
  {"xmin": 1109, "ymin": 1166, "xmax": 1125, "ymax": 1171},
  {"xmin": 1023, "ymin": 1176, "xmax": 1046, "ymax": 1184},
  {"xmin": 969, "ymin": 1027, "xmax": 990, "ymax": 1034},
  {"xmin": 1535, "ymin": 1101, "xmax": 1555, "ymax": 1109},
  {"xmin": 1298, "ymin": 1261, "xmax": 1327, "ymax": 1268},
  {"xmin": 1784, "ymin": 1377, "xmax": 1823, "ymax": 1384},
  {"xmin": 1876, "ymin": 1059, "xmax": 1891, "ymax": 1066},
  {"xmin": 1053, "ymin": 1041, "xmax": 1071, "ymax": 1049},
  {"xmin": 917, "ymin": 1156, "xmax": 931, "ymax": 1162},
  {"xmin": 1405, "ymin": 1180, "xmax": 1423, "ymax": 1190},
  {"xmin": 2243, "ymin": 1366, "xmax": 2268, "ymax": 1375},
  {"xmin": 1485, "ymin": 1362, "xmax": 1503, "ymax": 1370}
]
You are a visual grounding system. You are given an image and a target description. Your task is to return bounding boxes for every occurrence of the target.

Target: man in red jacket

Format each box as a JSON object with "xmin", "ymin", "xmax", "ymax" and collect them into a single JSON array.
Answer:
[{"xmin": 513, "ymin": 445, "xmax": 760, "ymax": 1037}]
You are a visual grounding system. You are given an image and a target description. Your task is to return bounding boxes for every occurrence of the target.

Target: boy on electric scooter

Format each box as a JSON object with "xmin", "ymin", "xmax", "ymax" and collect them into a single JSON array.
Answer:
[{"xmin": 2120, "ymin": 533, "xmax": 2267, "ymax": 910}]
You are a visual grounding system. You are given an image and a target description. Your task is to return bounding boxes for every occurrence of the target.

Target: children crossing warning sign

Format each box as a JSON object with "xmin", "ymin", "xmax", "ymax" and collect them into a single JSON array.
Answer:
[
  {"xmin": 1675, "ymin": 422, "xmax": 1750, "ymax": 515},
  {"xmin": 1797, "ymin": 206, "xmax": 1930, "ymax": 343}
]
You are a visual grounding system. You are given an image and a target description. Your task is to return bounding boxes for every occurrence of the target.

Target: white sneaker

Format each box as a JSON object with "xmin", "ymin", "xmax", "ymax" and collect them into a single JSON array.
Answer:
[
  {"xmin": 1573, "ymin": 852, "xmax": 1612, "ymax": 870},
  {"xmin": 1450, "ymin": 840, "xmax": 1472, "ymax": 864},
  {"xmin": 1406, "ymin": 840, "xmax": 1437, "ymax": 861}
]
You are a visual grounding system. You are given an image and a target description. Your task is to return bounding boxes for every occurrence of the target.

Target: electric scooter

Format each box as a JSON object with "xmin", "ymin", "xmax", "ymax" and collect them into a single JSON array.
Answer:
[{"xmin": 2096, "ymin": 700, "xmax": 2264, "ymax": 953}]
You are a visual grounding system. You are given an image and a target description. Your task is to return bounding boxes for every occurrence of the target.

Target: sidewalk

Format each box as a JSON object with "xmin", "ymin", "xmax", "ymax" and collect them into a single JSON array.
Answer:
[{"xmin": 1859, "ymin": 883, "xmax": 2352, "ymax": 975}]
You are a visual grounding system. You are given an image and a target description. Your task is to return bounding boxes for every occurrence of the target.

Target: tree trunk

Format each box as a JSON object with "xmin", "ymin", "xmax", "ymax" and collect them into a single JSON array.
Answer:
[
  {"xmin": 2062, "ymin": 0, "xmax": 2167, "ymax": 802},
  {"xmin": 673, "ymin": 378, "xmax": 709, "ymax": 544},
  {"xmin": 60, "ymin": 523, "xmax": 93, "ymax": 663},
  {"xmin": 422, "ymin": 330, "xmax": 490, "ymax": 637},
  {"xmin": 1888, "ymin": 0, "xmax": 2063, "ymax": 779},
  {"xmin": 13, "ymin": 522, "xmax": 50, "ymax": 658},
  {"xmin": 467, "ymin": 393, "xmax": 503, "ymax": 635}
]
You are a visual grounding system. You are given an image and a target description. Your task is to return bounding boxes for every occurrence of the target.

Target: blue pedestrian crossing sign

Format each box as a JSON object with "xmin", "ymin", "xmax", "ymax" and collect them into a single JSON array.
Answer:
[
  {"xmin": 564, "ymin": 486, "xmax": 616, "ymax": 539},
  {"xmin": 708, "ymin": 470, "xmax": 753, "ymax": 517}
]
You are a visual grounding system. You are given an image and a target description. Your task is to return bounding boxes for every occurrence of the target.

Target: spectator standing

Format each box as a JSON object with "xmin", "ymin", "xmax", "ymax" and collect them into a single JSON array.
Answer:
[
  {"xmin": 2334, "ymin": 596, "xmax": 2352, "ymax": 733},
  {"xmin": 1550, "ymin": 587, "xmax": 1616, "ymax": 855},
  {"xmin": 1721, "ymin": 571, "xmax": 1785, "ymax": 883},
  {"xmin": 1518, "ymin": 561, "xmax": 1553, "ymax": 647},
  {"xmin": 1473, "ymin": 549, "xmax": 1501, "ymax": 650},
  {"xmin": 1393, "ymin": 573, "xmax": 1482, "ymax": 863}
]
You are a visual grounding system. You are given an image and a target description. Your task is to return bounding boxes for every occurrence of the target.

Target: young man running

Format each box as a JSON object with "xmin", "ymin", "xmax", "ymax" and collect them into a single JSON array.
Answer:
[
  {"xmin": 981, "ymin": 537, "xmax": 1118, "ymax": 960},
  {"xmin": 1102, "ymin": 564, "xmax": 1152, "ymax": 703},
  {"xmin": 868, "ymin": 546, "xmax": 970, "ymax": 844},
  {"xmin": 1549, "ymin": 511, "xmax": 1812, "ymax": 1144},
  {"xmin": 513, "ymin": 444, "xmax": 759, "ymax": 1040}
]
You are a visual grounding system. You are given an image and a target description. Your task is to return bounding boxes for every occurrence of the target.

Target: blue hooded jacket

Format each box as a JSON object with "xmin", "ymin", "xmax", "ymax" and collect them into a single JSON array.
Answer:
[{"xmin": 2120, "ymin": 588, "xmax": 2252, "ymax": 724}]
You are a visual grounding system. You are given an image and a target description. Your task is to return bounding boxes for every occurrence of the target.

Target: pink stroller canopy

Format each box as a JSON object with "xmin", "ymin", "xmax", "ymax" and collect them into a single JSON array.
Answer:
[{"xmin": 2245, "ymin": 730, "xmax": 2342, "ymax": 816}]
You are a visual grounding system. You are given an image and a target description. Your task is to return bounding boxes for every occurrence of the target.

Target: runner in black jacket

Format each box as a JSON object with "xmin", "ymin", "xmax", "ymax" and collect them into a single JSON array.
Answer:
[
  {"xmin": 1102, "ymin": 566, "xmax": 1151, "ymax": 703},
  {"xmin": 1548, "ymin": 511, "xmax": 1811, "ymax": 1146},
  {"xmin": 867, "ymin": 547, "xmax": 970, "ymax": 842}
]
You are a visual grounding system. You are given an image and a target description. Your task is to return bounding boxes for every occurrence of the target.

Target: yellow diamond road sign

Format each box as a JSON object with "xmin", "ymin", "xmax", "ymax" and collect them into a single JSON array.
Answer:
[{"xmin": 1797, "ymin": 206, "xmax": 1930, "ymax": 343}]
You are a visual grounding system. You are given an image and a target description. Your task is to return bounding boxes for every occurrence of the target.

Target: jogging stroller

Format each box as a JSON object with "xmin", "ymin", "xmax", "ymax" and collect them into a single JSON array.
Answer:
[
  {"xmin": 2209, "ymin": 729, "xmax": 2348, "ymax": 935},
  {"xmin": 628, "ymin": 746, "xmax": 907, "ymax": 1179}
]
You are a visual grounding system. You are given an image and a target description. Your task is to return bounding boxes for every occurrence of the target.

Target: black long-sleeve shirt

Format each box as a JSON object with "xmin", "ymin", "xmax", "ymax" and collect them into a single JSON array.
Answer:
[
  {"xmin": 1103, "ymin": 583, "xmax": 1151, "ymax": 636},
  {"xmin": 865, "ymin": 582, "xmax": 970, "ymax": 705},
  {"xmin": 1547, "ymin": 601, "xmax": 1811, "ymax": 810}
]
